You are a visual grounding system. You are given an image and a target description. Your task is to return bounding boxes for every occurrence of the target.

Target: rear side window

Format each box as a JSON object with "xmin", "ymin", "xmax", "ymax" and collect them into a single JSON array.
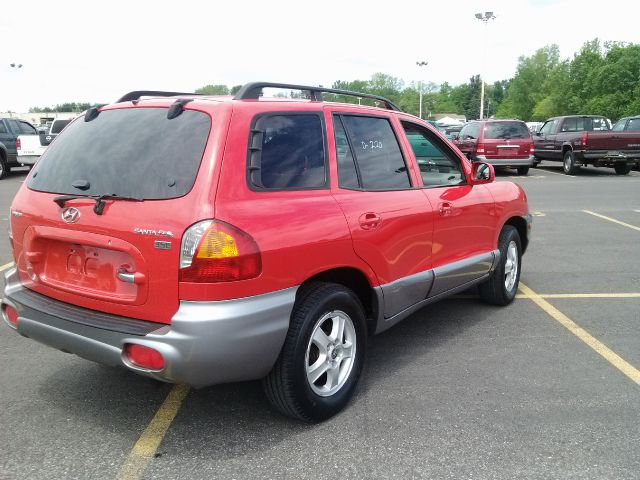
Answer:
[
  {"xmin": 0, "ymin": 123, "xmax": 7, "ymax": 134},
  {"xmin": 19, "ymin": 122, "xmax": 37, "ymax": 134},
  {"xmin": 247, "ymin": 114, "xmax": 327, "ymax": 190},
  {"xmin": 28, "ymin": 108, "xmax": 211, "ymax": 200},
  {"xmin": 333, "ymin": 117, "xmax": 359, "ymax": 189},
  {"xmin": 340, "ymin": 115, "xmax": 411, "ymax": 190},
  {"xmin": 50, "ymin": 119, "xmax": 71, "ymax": 134},
  {"xmin": 483, "ymin": 121, "xmax": 530, "ymax": 139}
]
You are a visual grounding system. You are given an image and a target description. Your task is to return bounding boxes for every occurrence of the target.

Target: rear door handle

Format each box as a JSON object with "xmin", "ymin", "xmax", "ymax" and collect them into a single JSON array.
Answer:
[
  {"xmin": 439, "ymin": 202, "xmax": 454, "ymax": 215},
  {"xmin": 359, "ymin": 212, "xmax": 382, "ymax": 230}
]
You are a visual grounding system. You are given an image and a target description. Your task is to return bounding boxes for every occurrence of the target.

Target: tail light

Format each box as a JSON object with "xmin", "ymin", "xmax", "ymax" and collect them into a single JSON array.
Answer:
[
  {"xmin": 581, "ymin": 132, "xmax": 587, "ymax": 147},
  {"xmin": 124, "ymin": 344, "xmax": 164, "ymax": 370},
  {"xmin": 529, "ymin": 143, "xmax": 535, "ymax": 154},
  {"xmin": 476, "ymin": 143, "xmax": 486, "ymax": 154},
  {"xmin": 16, "ymin": 138, "xmax": 21, "ymax": 150},
  {"xmin": 179, "ymin": 220, "xmax": 261, "ymax": 283},
  {"xmin": 1, "ymin": 304, "xmax": 18, "ymax": 327}
]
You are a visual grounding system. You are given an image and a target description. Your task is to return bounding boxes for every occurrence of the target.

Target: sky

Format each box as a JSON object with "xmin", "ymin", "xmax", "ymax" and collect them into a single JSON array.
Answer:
[{"xmin": 1, "ymin": 0, "xmax": 638, "ymax": 112}]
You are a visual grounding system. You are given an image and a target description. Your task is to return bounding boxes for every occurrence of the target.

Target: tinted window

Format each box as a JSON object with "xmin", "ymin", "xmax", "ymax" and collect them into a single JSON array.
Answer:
[
  {"xmin": 0, "ymin": 122, "xmax": 7, "ymax": 134},
  {"xmin": 463, "ymin": 122, "xmax": 480, "ymax": 139},
  {"xmin": 483, "ymin": 121, "xmax": 530, "ymax": 139},
  {"xmin": 28, "ymin": 108, "xmax": 210, "ymax": 200},
  {"xmin": 332, "ymin": 116, "xmax": 359, "ymax": 189},
  {"xmin": 342, "ymin": 116, "xmax": 410, "ymax": 190},
  {"xmin": 249, "ymin": 114, "xmax": 326, "ymax": 190},
  {"xmin": 7, "ymin": 119, "xmax": 21, "ymax": 134},
  {"xmin": 539, "ymin": 120, "xmax": 556, "ymax": 135},
  {"xmin": 402, "ymin": 122, "xmax": 464, "ymax": 187},
  {"xmin": 19, "ymin": 121, "xmax": 37, "ymax": 134},
  {"xmin": 50, "ymin": 119, "xmax": 71, "ymax": 134},
  {"xmin": 626, "ymin": 118, "xmax": 640, "ymax": 131}
]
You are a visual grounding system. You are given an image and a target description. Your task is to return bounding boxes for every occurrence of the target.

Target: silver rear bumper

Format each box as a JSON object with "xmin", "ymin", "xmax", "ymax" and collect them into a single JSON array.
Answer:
[
  {"xmin": 475, "ymin": 155, "xmax": 534, "ymax": 167},
  {"xmin": 2, "ymin": 267, "xmax": 295, "ymax": 388}
]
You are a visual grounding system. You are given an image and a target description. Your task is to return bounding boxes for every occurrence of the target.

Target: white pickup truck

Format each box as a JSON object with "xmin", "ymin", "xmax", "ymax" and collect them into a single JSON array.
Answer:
[{"xmin": 17, "ymin": 118, "xmax": 72, "ymax": 166}]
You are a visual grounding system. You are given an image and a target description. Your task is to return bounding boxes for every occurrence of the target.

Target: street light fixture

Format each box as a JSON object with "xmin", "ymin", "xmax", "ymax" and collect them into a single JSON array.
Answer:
[
  {"xmin": 416, "ymin": 60, "xmax": 428, "ymax": 119},
  {"xmin": 474, "ymin": 11, "xmax": 496, "ymax": 119},
  {"xmin": 9, "ymin": 63, "xmax": 23, "ymax": 69}
]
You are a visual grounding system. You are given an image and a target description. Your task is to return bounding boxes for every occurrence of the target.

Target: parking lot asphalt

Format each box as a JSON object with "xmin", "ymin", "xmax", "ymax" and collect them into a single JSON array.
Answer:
[{"xmin": 0, "ymin": 163, "xmax": 639, "ymax": 480}]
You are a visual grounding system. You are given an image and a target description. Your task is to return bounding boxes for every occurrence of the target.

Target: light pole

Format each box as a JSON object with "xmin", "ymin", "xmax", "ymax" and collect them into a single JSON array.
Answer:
[
  {"xmin": 416, "ymin": 60, "xmax": 428, "ymax": 119},
  {"xmin": 474, "ymin": 12, "xmax": 495, "ymax": 119}
]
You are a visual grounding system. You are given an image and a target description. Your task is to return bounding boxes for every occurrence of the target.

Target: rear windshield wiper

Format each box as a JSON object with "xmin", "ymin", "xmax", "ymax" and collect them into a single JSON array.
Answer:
[{"xmin": 54, "ymin": 193, "xmax": 143, "ymax": 215}]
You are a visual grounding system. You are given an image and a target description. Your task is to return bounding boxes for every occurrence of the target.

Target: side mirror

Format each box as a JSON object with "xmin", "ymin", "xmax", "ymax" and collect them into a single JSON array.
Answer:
[
  {"xmin": 452, "ymin": 135, "xmax": 459, "ymax": 141},
  {"xmin": 533, "ymin": 131, "xmax": 541, "ymax": 136},
  {"xmin": 470, "ymin": 162, "xmax": 495, "ymax": 184}
]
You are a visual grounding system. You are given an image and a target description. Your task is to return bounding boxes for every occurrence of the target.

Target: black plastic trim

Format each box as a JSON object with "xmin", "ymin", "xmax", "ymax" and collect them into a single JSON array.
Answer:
[{"xmin": 117, "ymin": 91, "xmax": 203, "ymax": 103}]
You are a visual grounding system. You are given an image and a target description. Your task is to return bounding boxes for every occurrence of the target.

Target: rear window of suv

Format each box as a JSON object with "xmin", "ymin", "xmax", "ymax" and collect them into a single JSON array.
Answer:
[
  {"xmin": 28, "ymin": 108, "xmax": 211, "ymax": 200},
  {"xmin": 483, "ymin": 121, "xmax": 530, "ymax": 139}
]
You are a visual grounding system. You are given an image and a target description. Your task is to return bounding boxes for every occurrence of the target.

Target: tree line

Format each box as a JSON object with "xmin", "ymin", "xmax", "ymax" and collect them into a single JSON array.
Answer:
[{"xmin": 28, "ymin": 39, "xmax": 639, "ymax": 122}]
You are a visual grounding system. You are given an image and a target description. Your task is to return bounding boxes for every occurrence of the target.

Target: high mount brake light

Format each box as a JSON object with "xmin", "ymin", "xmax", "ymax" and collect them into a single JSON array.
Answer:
[{"xmin": 179, "ymin": 220, "xmax": 261, "ymax": 283}]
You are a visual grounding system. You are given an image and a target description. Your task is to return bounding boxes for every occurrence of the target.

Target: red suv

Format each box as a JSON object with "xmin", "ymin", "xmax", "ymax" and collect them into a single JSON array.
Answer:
[
  {"xmin": 453, "ymin": 119, "xmax": 534, "ymax": 175},
  {"xmin": 2, "ymin": 83, "xmax": 531, "ymax": 421}
]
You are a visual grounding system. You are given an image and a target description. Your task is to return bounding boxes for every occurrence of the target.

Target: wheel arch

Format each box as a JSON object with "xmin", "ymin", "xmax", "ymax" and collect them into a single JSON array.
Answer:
[
  {"xmin": 503, "ymin": 216, "xmax": 529, "ymax": 254},
  {"xmin": 561, "ymin": 143, "xmax": 573, "ymax": 154},
  {"xmin": 297, "ymin": 267, "xmax": 379, "ymax": 335}
]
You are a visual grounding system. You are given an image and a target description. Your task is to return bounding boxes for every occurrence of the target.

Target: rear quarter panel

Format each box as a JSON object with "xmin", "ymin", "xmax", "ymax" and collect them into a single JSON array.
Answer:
[{"xmin": 485, "ymin": 181, "xmax": 529, "ymax": 247}]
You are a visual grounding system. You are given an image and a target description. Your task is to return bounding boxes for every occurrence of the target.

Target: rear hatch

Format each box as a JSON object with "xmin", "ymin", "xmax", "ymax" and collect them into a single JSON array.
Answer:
[
  {"xmin": 10, "ymin": 106, "xmax": 212, "ymax": 324},
  {"xmin": 586, "ymin": 131, "xmax": 640, "ymax": 155},
  {"xmin": 481, "ymin": 121, "xmax": 532, "ymax": 159}
]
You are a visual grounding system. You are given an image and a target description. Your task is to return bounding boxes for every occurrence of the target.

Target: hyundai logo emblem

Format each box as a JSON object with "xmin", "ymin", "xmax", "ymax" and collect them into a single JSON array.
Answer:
[{"xmin": 61, "ymin": 207, "xmax": 81, "ymax": 224}]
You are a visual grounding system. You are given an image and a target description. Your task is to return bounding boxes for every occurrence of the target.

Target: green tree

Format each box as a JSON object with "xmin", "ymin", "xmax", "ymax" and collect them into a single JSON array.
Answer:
[{"xmin": 195, "ymin": 84, "xmax": 230, "ymax": 95}]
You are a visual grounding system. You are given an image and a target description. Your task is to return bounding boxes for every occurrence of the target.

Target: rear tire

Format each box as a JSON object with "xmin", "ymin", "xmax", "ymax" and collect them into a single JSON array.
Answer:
[
  {"xmin": 0, "ymin": 156, "xmax": 7, "ymax": 179},
  {"xmin": 517, "ymin": 166, "xmax": 530, "ymax": 176},
  {"xmin": 614, "ymin": 164, "xmax": 631, "ymax": 175},
  {"xmin": 263, "ymin": 283, "xmax": 367, "ymax": 422},
  {"xmin": 479, "ymin": 226, "xmax": 522, "ymax": 306},
  {"xmin": 563, "ymin": 150, "xmax": 579, "ymax": 175}
]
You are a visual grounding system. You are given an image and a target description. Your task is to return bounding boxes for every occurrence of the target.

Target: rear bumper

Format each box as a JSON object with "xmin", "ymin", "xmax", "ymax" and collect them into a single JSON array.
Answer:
[
  {"xmin": 16, "ymin": 155, "xmax": 40, "ymax": 166},
  {"xmin": 580, "ymin": 151, "xmax": 640, "ymax": 166},
  {"xmin": 2, "ymin": 267, "xmax": 296, "ymax": 388},
  {"xmin": 475, "ymin": 155, "xmax": 534, "ymax": 167}
]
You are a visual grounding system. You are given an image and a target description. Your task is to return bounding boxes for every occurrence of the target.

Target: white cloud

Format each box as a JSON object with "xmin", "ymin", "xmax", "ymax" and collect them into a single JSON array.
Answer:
[{"xmin": 1, "ymin": 0, "xmax": 638, "ymax": 111}]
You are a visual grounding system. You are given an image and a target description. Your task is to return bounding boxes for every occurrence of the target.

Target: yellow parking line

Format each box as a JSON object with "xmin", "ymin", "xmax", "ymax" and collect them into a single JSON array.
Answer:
[
  {"xmin": 116, "ymin": 384, "xmax": 190, "ymax": 480},
  {"xmin": 583, "ymin": 210, "xmax": 640, "ymax": 232},
  {"xmin": 519, "ymin": 282, "xmax": 640, "ymax": 386},
  {"xmin": 0, "ymin": 261, "xmax": 14, "ymax": 272},
  {"xmin": 454, "ymin": 293, "xmax": 640, "ymax": 299}
]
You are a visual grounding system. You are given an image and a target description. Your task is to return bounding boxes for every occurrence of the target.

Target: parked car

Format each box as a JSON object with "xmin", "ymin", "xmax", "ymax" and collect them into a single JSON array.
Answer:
[
  {"xmin": 39, "ymin": 118, "xmax": 72, "ymax": 147},
  {"xmin": 533, "ymin": 115, "xmax": 640, "ymax": 175},
  {"xmin": 0, "ymin": 118, "xmax": 40, "ymax": 179},
  {"xmin": 2, "ymin": 83, "xmax": 531, "ymax": 422},
  {"xmin": 442, "ymin": 124, "xmax": 463, "ymax": 140},
  {"xmin": 611, "ymin": 115, "xmax": 640, "ymax": 132},
  {"xmin": 452, "ymin": 119, "xmax": 534, "ymax": 175},
  {"xmin": 526, "ymin": 122, "xmax": 543, "ymax": 134}
]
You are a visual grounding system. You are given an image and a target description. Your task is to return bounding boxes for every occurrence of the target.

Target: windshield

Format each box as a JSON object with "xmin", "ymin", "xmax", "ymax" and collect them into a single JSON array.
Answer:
[
  {"xmin": 28, "ymin": 107, "xmax": 211, "ymax": 200},
  {"xmin": 484, "ymin": 121, "xmax": 530, "ymax": 139}
]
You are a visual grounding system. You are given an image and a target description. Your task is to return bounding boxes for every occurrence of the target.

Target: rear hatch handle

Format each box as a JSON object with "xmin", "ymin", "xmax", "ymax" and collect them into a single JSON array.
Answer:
[{"xmin": 117, "ymin": 267, "xmax": 146, "ymax": 285}]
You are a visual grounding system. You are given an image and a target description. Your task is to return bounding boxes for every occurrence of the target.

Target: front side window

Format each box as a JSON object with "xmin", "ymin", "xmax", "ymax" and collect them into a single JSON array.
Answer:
[
  {"xmin": 248, "ymin": 114, "xmax": 327, "ymax": 190},
  {"xmin": 50, "ymin": 119, "xmax": 71, "ymax": 134},
  {"xmin": 612, "ymin": 119, "xmax": 627, "ymax": 131},
  {"xmin": 402, "ymin": 121, "xmax": 465, "ymax": 187},
  {"xmin": 539, "ymin": 120, "xmax": 556, "ymax": 135},
  {"xmin": 28, "ymin": 108, "xmax": 211, "ymax": 200},
  {"xmin": 626, "ymin": 118, "xmax": 640, "ymax": 131},
  {"xmin": 340, "ymin": 115, "xmax": 411, "ymax": 190},
  {"xmin": 0, "ymin": 122, "xmax": 7, "ymax": 134}
]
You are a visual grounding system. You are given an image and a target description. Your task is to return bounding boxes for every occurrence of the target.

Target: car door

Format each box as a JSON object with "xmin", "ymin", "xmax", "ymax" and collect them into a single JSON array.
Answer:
[
  {"xmin": 328, "ymin": 111, "xmax": 435, "ymax": 319},
  {"xmin": 0, "ymin": 121, "xmax": 15, "ymax": 160},
  {"xmin": 534, "ymin": 119, "xmax": 558, "ymax": 160},
  {"xmin": 2, "ymin": 119, "xmax": 21, "ymax": 160},
  {"xmin": 398, "ymin": 120, "xmax": 498, "ymax": 297}
]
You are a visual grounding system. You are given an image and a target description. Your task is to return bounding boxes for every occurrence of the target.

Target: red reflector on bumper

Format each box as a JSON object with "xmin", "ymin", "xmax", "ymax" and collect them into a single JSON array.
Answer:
[
  {"xmin": 124, "ymin": 344, "xmax": 165, "ymax": 370},
  {"xmin": 2, "ymin": 304, "xmax": 18, "ymax": 326}
]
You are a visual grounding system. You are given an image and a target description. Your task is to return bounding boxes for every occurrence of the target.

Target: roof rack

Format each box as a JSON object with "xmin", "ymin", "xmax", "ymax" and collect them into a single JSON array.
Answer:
[
  {"xmin": 233, "ymin": 82, "xmax": 402, "ymax": 112},
  {"xmin": 116, "ymin": 90, "xmax": 202, "ymax": 103}
]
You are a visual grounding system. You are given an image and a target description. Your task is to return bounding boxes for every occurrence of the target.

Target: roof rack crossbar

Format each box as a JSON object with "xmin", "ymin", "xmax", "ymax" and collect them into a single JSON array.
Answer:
[
  {"xmin": 233, "ymin": 82, "xmax": 402, "ymax": 111},
  {"xmin": 116, "ymin": 91, "xmax": 203, "ymax": 103}
]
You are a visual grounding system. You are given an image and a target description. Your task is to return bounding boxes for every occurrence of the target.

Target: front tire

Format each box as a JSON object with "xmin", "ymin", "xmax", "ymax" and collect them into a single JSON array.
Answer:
[
  {"xmin": 263, "ymin": 283, "xmax": 367, "ymax": 422},
  {"xmin": 0, "ymin": 156, "xmax": 7, "ymax": 179},
  {"xmin": 614, "ymin": 164, "xmax": 631, "ymax": 175},
  {"xmin": 563, "ymin": 150, "xmax": 579, "ymax": 175},
  {"xmin": 479, "ymin": 226, "xmax": 522, "ymax": 306}
]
